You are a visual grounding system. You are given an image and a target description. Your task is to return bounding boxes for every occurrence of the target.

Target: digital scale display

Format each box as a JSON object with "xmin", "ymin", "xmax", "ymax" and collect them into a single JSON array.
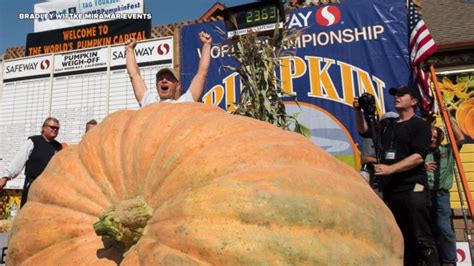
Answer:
[{"xmin": 224, "ymin": 1, "xmax": 284, "ymax": 36}]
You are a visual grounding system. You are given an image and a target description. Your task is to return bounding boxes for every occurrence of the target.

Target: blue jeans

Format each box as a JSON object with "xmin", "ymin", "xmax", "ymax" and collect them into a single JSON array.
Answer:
[{"xmin": 431, "ymin": 191, "xmax": 457, "ymax": 264}]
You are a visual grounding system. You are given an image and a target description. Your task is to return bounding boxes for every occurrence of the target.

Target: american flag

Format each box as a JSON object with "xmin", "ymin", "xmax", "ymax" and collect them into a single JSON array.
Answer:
[{"xmin": 408, "ymin": 0, "xmax": 438, "ymax": 112}]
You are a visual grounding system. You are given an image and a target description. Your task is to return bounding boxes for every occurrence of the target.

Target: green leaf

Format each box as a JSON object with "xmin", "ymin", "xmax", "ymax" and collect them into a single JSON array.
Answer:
[
  {"xmin": 294, "ymin": 122, "xmax": 311, "ymax": 138},
  {"xmin": 456, "ymin": 74, "xmax": 474, "ymax": 88}
]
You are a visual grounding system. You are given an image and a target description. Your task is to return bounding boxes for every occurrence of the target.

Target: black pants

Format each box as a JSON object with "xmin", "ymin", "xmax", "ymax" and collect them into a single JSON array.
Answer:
[
  {"xmin": 385, "ymin": 189, "xmax": 439, "ymax": 266},
  {"xmin": 20, "ymin": 177, "xmax": 34, "ymax": 208}
]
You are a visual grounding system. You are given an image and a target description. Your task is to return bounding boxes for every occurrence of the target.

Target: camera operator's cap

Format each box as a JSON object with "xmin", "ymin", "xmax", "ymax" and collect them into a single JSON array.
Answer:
[
  {"xmin": 381, "ymin": 111, "xmax": 399, "ymax": 120},
  {"xmin": 388, "ymin": 85, "xmax": 420, "ymax": 99},
  {"xmin": 156, "ymin": 68, "xmax": 179, "ymax": 82}
]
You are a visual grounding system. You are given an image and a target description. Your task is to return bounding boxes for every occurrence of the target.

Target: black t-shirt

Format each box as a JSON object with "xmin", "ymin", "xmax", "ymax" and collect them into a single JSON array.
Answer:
[{"xmin": 379, "ymin": 116, "xmax": 431, "ymax": 193}]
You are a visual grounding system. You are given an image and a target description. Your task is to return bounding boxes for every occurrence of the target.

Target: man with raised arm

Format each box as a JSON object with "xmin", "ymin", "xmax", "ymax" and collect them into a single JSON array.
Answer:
[{"xmin": 125, "ymin": 32, "xmax": 212, "ymax": 107}]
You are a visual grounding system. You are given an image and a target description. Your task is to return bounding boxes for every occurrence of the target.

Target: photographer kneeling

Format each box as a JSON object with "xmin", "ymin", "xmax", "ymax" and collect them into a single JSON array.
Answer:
[{"xmin": 353, "ymin": 86, "xmax": 439, "ymax": 266}]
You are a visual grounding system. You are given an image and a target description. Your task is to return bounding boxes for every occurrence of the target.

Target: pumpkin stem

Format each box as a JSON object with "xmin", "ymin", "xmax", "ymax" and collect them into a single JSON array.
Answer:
[{"xmin": 93, "ymin": 196, "xmax": 152, "ymax": 251}]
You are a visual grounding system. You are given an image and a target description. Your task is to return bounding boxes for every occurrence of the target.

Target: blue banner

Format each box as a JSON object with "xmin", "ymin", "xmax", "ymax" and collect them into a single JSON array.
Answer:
[{"xmin": 180, "ymin": 0, "xmax": 410, "ymax": 168}]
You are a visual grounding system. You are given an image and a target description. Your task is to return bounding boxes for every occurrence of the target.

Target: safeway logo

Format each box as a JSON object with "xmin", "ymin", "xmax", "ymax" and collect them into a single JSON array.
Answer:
[
  {"xmin": 157, "ymin": 43, "xmax": 170, "ymax": 55},
  {"xmin": 40, "ymin": 59, "xmax": 50, "ymax": 70},
  {"xmin": 457, "ymin": 248, "xmax": 466, "ymax": 262},
  {"xmin": 315, "ymin": 6, "xmax": 341, "ymax": 26}
]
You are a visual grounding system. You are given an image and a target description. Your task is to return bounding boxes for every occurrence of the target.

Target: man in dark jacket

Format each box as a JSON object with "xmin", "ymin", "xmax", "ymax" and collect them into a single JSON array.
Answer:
[
  {"xmin": 353, "ymin": 86, "xmax": 439, "ymax": 265},
  {"xmin": 1, "ymin": 117, "xmax": 63, "ymax": 207}
]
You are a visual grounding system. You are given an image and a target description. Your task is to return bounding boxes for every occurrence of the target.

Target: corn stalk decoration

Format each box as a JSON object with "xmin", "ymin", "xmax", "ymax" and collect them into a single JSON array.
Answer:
[{"xmin": 219, "ymin": 23, "xmax": 310, "ymax": 137}]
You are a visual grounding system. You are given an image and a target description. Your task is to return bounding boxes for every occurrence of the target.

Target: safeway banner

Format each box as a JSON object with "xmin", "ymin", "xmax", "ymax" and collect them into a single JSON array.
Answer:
[
  {"xmin": 110, "ymin": 37, "xmax": 173, "ymax": 69},
  {"xmin": 3, "ymin": 54, "xmax": 53, "ymax": 82},
  {"xmin": 180, "ymin": 0, "xmax": 411, "ymax": 167}
]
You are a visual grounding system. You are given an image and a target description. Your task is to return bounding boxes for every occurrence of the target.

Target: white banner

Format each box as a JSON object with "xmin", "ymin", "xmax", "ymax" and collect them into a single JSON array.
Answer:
[
  {"xmin": 54, "ymin": 47, "xmax": 108, "ymax": 73},
  {"xmin": 110, "ymin": 37, "xmax": 173, "ymax": 67},
  {"xmin": 3, "ymin": 55, "xmax": 53, "ymax": 81},
  {"xmin": 33, "ymin": 0, "xmax": 144, "ymax": 32}
]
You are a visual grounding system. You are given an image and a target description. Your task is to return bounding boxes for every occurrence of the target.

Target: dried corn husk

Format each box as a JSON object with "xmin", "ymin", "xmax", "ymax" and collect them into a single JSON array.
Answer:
[{"xmin": 0, "ymin": 220, "xmax": 12, "ymax": 233}]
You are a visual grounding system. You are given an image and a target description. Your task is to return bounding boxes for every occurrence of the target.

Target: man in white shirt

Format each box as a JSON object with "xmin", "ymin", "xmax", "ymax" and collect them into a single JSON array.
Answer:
[
  {"xmin": 125, "ymin": 31, "xmax": 212, "ymax": 107},
  {"xmin": 1, "ymin": 117, "xmax": 63, "ymax": 207}
]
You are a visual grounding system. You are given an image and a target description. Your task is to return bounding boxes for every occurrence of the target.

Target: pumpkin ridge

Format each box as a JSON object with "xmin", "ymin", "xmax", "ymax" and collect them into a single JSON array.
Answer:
[
  {"xmin": 146, "ymin": 219, "xmax": 398, "ymax": 264},
  {"xmin": 127, "ymin": 103, "xmax": 186, "ymax": 195},
  {"xmin": 94, "ymin": 110, "xmax": 134, "ymax": 201},
  {"xmin": 20, "ymin": 235, "xmax": 120, "ymax": 265},
  {"xmin": 142, "ymin": 166, "xmax": 398, "ymax": 252},
  {"xmin": 134, "ymin": 104, "xmax": 218, "ymax": 197},
  {"xmin": 28, "ymin": 147, "xmax": 113, "ymax": 212},
  {"xmin": 141, "ymin": 120, "xmax": 286, "ymax": 202},
  {"xmin": 144, "ymin": 199, "xmax": 399, "ymax": 265},
  {"xmin": 8, "ymin": 203, "xmax": 102, "ymax": 264},
  {"xmin": 121, "ymin": 104, "xmax": 172, "ymax": 198},
  {"xmin": 77, "ymin": 142, "xmax": 118, "ymax": 203},
  {"xmin": 137, "ymin": 236, "xmax": 215, "ymax": 265},
  {"xmin": 78, "ymin": 111, "xmax": 132, "ymax": 202},
  {"xmin": 143, "ymin": 128, "xmax": 318, "ymax": 208},
  {"xmin": 119, "ymin": 103, "xmax": 200, "ymax": 198},
  {"xmin": 130, "ymin": 238, "xmax": 211, "ymax": 265},
  {"xmin": 139, "ymin": 125, "xmax": 274, "ymax": 206},
  {"xmin": 143, "ymin": 164, "xmax": 332, "ymax": 225},
  {"xmin": 29, "ymin": 198, "xmax": 101, "ymax": 219},
  {"xmin": 145, "ymin": 174, "xmax": 371, "ymax": 230},
  {"xmin": 170, "ymin": 220, "xmax": 393, "ymax": 259}
]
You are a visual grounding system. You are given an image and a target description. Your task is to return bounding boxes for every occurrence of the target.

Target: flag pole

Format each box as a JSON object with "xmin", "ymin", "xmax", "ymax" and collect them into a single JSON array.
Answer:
[{"xmin": 430, "ymin": 64, "xmax": 474, "ymax": 219}]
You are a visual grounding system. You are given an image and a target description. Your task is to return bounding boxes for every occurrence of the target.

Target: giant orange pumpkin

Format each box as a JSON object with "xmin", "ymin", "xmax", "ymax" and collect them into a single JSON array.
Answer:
[{"xmin": 8, "ymin": 103, "xmax": 403, "ymax": 265}]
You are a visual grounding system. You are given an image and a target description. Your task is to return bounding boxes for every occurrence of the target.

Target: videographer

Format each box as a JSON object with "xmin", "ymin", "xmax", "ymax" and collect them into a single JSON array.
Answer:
[
  {"xmin": 353, "ymin": 86, "xmax": 439, "ymax": 266},
  {"xmin": 359, "ymin": 111, "xmax": 399, "ymax": 198}
]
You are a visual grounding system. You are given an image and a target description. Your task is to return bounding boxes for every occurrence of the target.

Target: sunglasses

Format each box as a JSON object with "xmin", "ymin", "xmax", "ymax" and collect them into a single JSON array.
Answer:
[{"xmin": 47, "ymin": 125, "xmax": 60, "ymax": 130}]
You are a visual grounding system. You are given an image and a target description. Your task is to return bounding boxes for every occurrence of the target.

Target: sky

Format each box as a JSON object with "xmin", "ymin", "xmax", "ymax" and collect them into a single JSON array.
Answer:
[{"xmin": 0, "ymin": 0, "xmax": 258, "ymax": 56}]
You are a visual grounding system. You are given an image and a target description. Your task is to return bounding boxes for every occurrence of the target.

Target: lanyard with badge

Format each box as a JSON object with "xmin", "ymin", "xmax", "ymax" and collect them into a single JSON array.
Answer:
[{"xmin": 384, "ymin": 123, "xmax": 397, "ymax": 161}]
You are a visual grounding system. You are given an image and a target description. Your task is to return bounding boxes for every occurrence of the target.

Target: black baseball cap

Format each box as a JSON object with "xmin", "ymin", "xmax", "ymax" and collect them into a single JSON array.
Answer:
[{"xmin": 388, "ymin": 85, "xmax": 420, "ymax": 99}]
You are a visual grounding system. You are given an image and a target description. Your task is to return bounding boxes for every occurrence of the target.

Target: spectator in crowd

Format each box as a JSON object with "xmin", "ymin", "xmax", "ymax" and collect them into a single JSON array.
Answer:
[
  {"xmin": 0, "ymin": 117, "xmax": 63, "ymax": 207},
  {"xmin": 353, "ymin": 86, "xmax": 439, "ymax": 265},
  {"xmin": 85, "ymin": 119, "xmax": 98, "ymax": 133},
  {"xmin": 427, "ymin": 122, "xmax": 464, "ymax": 265},
  {"xmin": 125, "ymin": 32, "xmax": 212, "ymax": 107}
]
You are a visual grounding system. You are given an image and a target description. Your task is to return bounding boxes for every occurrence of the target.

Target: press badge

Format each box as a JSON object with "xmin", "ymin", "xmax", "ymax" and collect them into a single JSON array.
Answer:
[
  {"xmin": 413, "ymin": 183, "xmax": 424, "ymax": 192},
  {"xmin": 385, "ymin": 149, "xmax": 396, "ymax": 160}
]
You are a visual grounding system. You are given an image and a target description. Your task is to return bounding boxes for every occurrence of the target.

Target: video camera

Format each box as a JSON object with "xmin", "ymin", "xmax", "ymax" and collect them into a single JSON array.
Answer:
[
  {"xmin": 358, "ymin": 92, "xmax": 381, "ymax": 162},
  {"xmin": 358, "ymin": 92, "xmax": 376, "ymax": 118},
  {"xmin": 357, "ymin": 93, "xmax": 381, "ymax": 188}
]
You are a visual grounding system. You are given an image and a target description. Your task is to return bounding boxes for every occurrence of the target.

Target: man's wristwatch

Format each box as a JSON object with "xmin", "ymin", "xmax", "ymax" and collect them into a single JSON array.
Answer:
[{"xmin": 1, "ymin": 177, "xmax": 11, "ymax": 181}]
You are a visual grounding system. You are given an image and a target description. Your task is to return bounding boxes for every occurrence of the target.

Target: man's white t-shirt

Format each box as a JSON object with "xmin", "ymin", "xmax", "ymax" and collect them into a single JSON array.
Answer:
[{"xmin": 140, "ymin": 89, "xmax": 194, "ymax": 107}]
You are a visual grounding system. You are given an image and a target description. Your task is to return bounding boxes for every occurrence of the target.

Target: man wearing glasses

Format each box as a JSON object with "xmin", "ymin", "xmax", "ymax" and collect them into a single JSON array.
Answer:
[{"xmin": 1, "ymin": 117, "xmax": 63, "ymax": 207}]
